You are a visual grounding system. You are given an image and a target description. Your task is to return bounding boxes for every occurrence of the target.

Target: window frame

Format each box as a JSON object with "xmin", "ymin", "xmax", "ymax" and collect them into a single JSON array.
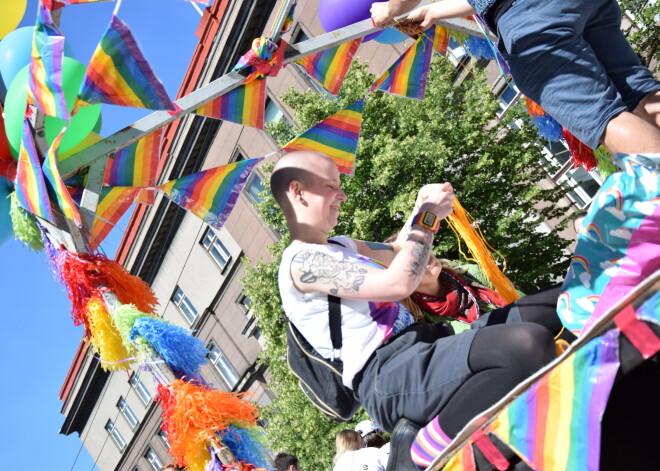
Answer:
[
  {"xmin": 129, "ymin": 372, "xmax": 152, "ymax": 406},
  {"xmin": 105, "ymin": 419, "xmax": 126, "ymax": 452},
  {"xmin": 207, "ymin": 341, "xmax": 240, "ymax": 389},
  {"xmin": 172, "ymin": 285, "xmax": 199, "ymax": 325},
  {"xmin": 144, "ymin": 447, "xmax": 164, "ymax": 471},
  {"xmin": 201, "ymin": 227, "xmax": 232, "ymax": 272},
  {"xmin": 117, "ymin": 396, "xmax": 139, "ymax": 430}
]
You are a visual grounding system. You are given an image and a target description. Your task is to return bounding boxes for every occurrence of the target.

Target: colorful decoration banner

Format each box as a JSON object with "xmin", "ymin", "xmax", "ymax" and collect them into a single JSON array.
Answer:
[
  {"xmin": 295, "ymin": 38, "xmax": 361, "ymax": 95},
  {"xmin": 194, "ymin": 79, "xmax": 267, "ymax": 130},
  {"xmin": 371, "ymin": 26, "xmax": 435, "ymax": 100},
  {"xmin": 89, "ymin": 186, "xmax": 140, "ymax": 251},
  {"xmin": 15, "ymin": 119, "xmax": 54, "ymax": 221},
  {"xmin": 283, "ymin": 98, "xmax": 364, "ymax": 175},
  {"xmin": 233, "ymin": 37, "xmax": 286, "ymax": 83},
  {"xmin": 29, "ymin": 4, "xmax": 69, "ymax": 119},
  {"xmin": 432, "ymin": 26, "xmax": 449, "ymax": 56},
  {"xmin": 103, "ymin": 128, "xmax": 163, "ymax": 204},
  {"xmin": 159, "ymin": 157, "xmax": 264, "ymax": 229},
  {"xmin": 42, "ymin": 128, "xmax": 82, "ymax": 225},
  {"xmin": 77, "ymin": 15, "xmax": 176, "ymax": 110},
  {"xmin": 488, "ymin": 330, "xmax": 620, "ymax": 471}
]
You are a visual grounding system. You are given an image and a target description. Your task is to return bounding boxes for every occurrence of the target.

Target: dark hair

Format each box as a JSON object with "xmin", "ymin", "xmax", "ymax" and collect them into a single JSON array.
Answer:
[
  {"xmin": 274, "ymin": 452, "xmax": 300, "ymax": 471},
  {"xmin": 270, "ymin": 165, "xmax": 313, "ymax": 218},
  {"xmin": 363, "ymin": 431, "xmax": 388, "ymax": 448}
]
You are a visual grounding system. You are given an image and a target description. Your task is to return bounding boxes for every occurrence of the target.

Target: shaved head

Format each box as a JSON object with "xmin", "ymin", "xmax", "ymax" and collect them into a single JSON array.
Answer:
[{"xmin": 271, "ymin": 151, "xmax": 337, "ymax": 219}]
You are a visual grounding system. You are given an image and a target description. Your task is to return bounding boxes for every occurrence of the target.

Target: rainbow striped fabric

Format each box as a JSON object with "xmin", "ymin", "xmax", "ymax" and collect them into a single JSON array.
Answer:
[
  {"xmin": 296, "ymin": 38, "xmax": 361, "ymax": 95},
  {"xmin": 194, "ymin": 79, "xmax": 267, "ymax": 129},
  {"xmin": 282, "ymin": 99, "xmax": 364, "ymax": 175},
  {"xmin": 77, "ymin": 15, "xmax": 175, "ymax": 110},
  {"xmin": 433, "ymin": 26, "xmax": 449, "ymax": 56},
  {"xmin": 103, "ymin": 129, "xmax": 163, "ymax": 204},
  {"xmin": 488, "ymin": 330, "xmax": 620, "ymax": 471},
  {"xmin": 29, "ymin": 4, "xmax": 69, "ymax": 119},
  {"xmin": 89, "ymin": 186, "xmax": 140, "ymax": 251},
  {"xmin": 158, "ymin": 157, "xmax": 264, "ymax": 229},
  {"xmin": 16, "ymin": 119, "xmax": 54, "ymax": 221},
  {"xmin": 43, "ymin": 128, "xmax": 82, "ymax": 225},
  {"xmin": 443, "ymin": 443, "xmax": 476, "ymax": 471},
  {"xmin": 371, "ymin": 26, "xmax": 435, "ymax": 100}
]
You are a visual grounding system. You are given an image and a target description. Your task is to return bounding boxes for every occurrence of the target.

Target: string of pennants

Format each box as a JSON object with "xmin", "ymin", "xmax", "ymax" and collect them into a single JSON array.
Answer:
[{"xmin": 9, "ymin": 2, "xmax": 601, "ymax": 470}]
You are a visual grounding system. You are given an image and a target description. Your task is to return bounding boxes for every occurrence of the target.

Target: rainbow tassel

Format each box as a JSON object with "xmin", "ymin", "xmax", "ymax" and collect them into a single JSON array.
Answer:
[
  {"xmin": 130, "ymin": 316, "xmax": 208, "ymax": 380},
  {"xmin": 562, "ymin": 128, "xmax": 597, "ymax": 171},
  {"xmin": 525, "ymin": 98, "xmax": 563, "ymax": 142},
  {"xmin": 446, "ymin": 198, "xmax": 520, "ymax": 303},
  {"xmin": 9, "ymin": 192, "xmax": 44, "ymax": 251},
  {"xmin": 157, "ymin": 380, "xmax": 260, "ymax": 471},
  {"xmin": 219, "ymin": 426, "xmax": 272, "ymax": 470},
  {"xmin": 112, "ymin": 303, "xmax": 160, "ymax": 354},
  {"xmin": 87, "ymin": 297, "xmax": 134, "ymax": 371}
]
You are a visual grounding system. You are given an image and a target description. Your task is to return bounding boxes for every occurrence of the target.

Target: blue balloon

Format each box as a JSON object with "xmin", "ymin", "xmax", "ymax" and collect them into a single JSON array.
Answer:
[
  {"xmin": 0, "ymin": 26, "xmax": 75, "ymax": 89},
  {"xmin": 0, "ymin": 177, "xmax": 12, "ymax": 247},
  {"xmin": 373, "ymin": 27, "xmax": 406, "ymax": 44}
]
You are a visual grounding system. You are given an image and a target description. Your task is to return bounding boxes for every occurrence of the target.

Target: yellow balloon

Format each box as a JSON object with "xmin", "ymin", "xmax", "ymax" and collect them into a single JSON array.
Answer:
[{"xmin": 0, "ymin": 0, "xmax": 28, "ymax": 40}]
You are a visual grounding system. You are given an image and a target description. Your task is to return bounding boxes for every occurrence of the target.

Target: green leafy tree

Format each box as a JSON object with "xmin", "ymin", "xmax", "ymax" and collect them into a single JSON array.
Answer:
[
  {"xmin": 243, "ymin": 57, "xmax": 572, "ymax": 470},
  {"xmin": 619, "ymin": 0, "xmax": 660, "ymax": 74}
]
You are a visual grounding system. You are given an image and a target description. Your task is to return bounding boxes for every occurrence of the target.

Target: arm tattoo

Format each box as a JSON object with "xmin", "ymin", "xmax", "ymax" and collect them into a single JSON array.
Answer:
[
  {"xmin": 404, "ymin": 230, "xmax": 432, "ymax": 281},
  {"xmin": 365, "ymin": 241, "xmax": 394, "ymax": 252},
  {"xmin": 293, "ymin": 251, "xmax": 368, "ymax": 295}
]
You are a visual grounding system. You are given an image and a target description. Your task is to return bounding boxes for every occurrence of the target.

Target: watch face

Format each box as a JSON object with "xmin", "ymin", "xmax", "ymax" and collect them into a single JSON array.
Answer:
[{"xmin": 422, "ymin": 212, "xmax": 438, "ymax": 227}]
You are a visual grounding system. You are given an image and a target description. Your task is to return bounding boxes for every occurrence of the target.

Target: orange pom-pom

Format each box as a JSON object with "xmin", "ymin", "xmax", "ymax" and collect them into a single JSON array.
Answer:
[
  {"xmin": 525, "ymin": 97, "xmax": 546, "ymax": 118},
  {"xmin": 157, "ymin": 380, "xmax": 259, "ymax": 471}
]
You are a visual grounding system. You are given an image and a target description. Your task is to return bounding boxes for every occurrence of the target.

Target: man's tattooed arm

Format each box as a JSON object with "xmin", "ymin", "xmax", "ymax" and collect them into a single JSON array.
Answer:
[
  {"xmin": 292, "ymin": 251, "xmax": 368, "ymax": 295},
  {"xmin": 403, "ymin": 230, "xmax": 433, "ymax": 281},
  {"xmin": 365, "ymin": 241, "xmax": 394, "ymax": 252}
]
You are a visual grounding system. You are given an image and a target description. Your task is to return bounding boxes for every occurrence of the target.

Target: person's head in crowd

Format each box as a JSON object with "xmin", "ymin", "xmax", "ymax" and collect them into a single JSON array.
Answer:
[
  {"xmin": 273, "ymin": 452, "xmax": 301, "ymax": 471},
  {"xmin": 572, "ymin": 210, "xmax": 589, "ymax": 234},
  {"xmin": 335, "ymin": 429, "xmax": 364, "ymax": 456},
  {"xmin": 355, "ymin": 420, "xmax": 388, "ymax": 448}
]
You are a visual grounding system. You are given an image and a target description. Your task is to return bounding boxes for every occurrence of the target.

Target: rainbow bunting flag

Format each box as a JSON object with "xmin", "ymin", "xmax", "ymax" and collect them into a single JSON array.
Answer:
[
  {"xmin": 104, "ymin": 129, "xmax": 163, "ymax": 204},
  {"xmin": 15, "ymin": 119, "xmax": 54, "ymax": 221},
  {"xmin": 89, "ymin": 186, "xmax": 141, "ymax": 251},
  {"xmin": 488, "ymin": 330, "xmax": 620, "ymax": 471},
  {"xmin": 42, "ymin": 128, "xmax": 82, "ymax": 225},
  {"xmin": 443, "ymin": 443, "xmax": 476, "ymax": 471},
  {"xmin": 295, "ymin": 38, "xmax": 361, "ymax": 95},
  {"xmin": 158, "ymin": 157, "xmax": 264, "ymax": 229},
  {"xmin": 282, "ymin": 99, "xmax": 364, "ymax": 176},
  {"xmin": 433, "ymin": 26, "xmax": 449, "ymax": 56},
  {"xmin": 371, "ymin": 26, "xmax": 435, "ymax": 100},
  {"xmin": 29, "ymin": 4, "xmax": 69, "ymax": 119},
  {"xmin": 77, "ymin": 15, "xmax": 176, "ymax": 111},
  {"xmin": 194, "ymin": 79, "xmax": 266, "ymax": 129}
]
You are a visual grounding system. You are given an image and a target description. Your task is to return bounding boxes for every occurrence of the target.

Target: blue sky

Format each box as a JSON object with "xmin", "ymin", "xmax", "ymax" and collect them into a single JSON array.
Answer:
[{"xmin": 0, "ymin": 0, "xmax": 208, "ymax": 468}]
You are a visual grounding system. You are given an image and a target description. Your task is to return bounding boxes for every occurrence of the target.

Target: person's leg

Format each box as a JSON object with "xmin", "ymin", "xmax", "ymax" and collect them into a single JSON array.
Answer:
[
  {"xmin": 411, "ymin": 324, "xmax": 555, "ymax": 468},
  {"xmin": 633, "ymin": 90, "xmax": 660, "ymax": 128},
  {"xmin": 600, "ymin": 112, "xmax": 660, "ymax": 154}
]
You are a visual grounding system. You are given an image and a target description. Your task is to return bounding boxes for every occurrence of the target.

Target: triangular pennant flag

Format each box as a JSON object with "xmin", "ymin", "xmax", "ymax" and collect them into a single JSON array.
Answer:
[
  {"xmin": 89, "ymin": 186, "xmax": 140, "ymax": 251},
  {"xmin": 371, "ymin": 26, "xmax": 435, "ymax": 100},
  {"xmin": 29, "ymin": 3, "xmax": 69, "ymax": 119},
  {"xmin": 42, "ymin": 128, "xmax": 82, "ymax": 225},
  {"xmin": 295, "ymin": 38, "xmax": 361, "ymax": 95},
  {"xmin": 104, "ymin": 129, "xmax": 163, "ymax": 204},
  {"xmin": 432, "ymin": 26, "xmax": 449, "ymax": 56},
  {"xmin": 158, "ymin": 157, "xmax": 264, "ymax": 229},
  {"xmin": 77, "ymin": 15, "xmax": 176, "ymax": 110},
  {"xmin": 268, "ymin": 1, "xmax": 296, "ymax": 37},
  {"xmin": 282, "ymin": 99, "xmax": 364, "ymax": 176},
  {"xmin": 66, "ymin": 0, "xmax": 114, "ymax": 3},
  {"xmin": 194, "ymin": 79, "xmax": 267, "ymax": 129},
  {"xmin": 15, "ymin": 119, "xmax": 54, "ymax": 221}
]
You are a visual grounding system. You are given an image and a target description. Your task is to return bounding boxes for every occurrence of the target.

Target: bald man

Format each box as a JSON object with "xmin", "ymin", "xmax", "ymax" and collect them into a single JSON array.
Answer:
[{"xmin": 273, "ymin": 151, "xmax": 561, "ymax": 467}]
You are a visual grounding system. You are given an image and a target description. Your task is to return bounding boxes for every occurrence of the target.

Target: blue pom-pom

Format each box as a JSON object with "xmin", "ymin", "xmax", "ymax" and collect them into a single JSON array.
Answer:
[
  {"xmin": 220, "ymin": 426, "xmax": 273, "ymax": 470},
  {"xmin": 531, "ymin": 114, "xmax": 564, "ymax": 142},
  {"xmin": 463, "ymin": 36, "xmax": 495, "ymax": 61},
  {"xmin": 130, "ymin": 317, "xmax": 208, "ymax": 379}
]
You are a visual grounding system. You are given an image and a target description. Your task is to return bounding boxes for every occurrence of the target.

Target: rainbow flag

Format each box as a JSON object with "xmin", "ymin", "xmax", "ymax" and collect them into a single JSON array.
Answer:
[
  {"xmin": 104, "ymin": 129, "xmax": 163, "ymax": 204},
  {"xmin": 194, "ymin": 79, "xmax": 266, "ymax": 129},
  {"xmin": 158, "ymin": 157, "xmax": 264, "ymax": 228},
  {"xmin": 371, "ymin": 26, "xmax": 435, "ymax": 100},
  {"xmin": 443, "ymin": 443, "xmax": 476, "ymax": 471},
  {"xmin": 29, "ymin": 4, "xmax": 69, "ymax": 119},
  {"xmin": 488, "ymin": 330, "xmax": 620, "ymax": 471},
  {"xmin": 15, "ymin": 119, "xmax": 54, "ymax": 221},
  {"xmin": 433, "ymin": 26, "xmax": 449, "ymax": 56},
  {"xmin": 89, "ymin": 186, "xmax": 140, "ymax": 251},
  {"xmin": 42, "ymin": 128, "xmax": 82, "ymax": 225},
  {"xmin": 295, "ymin": 38, "xmax": 361, "ymax": 95},
  {"xmin": 282, "ymin": 99, "xmax": 364, "ymax": 175},
  {"xmin": 77, "ymin": 15, "xmax": 176, "ymax": 111}
]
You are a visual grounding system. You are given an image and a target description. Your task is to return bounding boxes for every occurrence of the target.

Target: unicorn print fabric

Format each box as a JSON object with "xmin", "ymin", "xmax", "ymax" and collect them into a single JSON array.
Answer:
[{"xmin": 559, "ymin": 153, "xmax": 660, "ymax": 335}]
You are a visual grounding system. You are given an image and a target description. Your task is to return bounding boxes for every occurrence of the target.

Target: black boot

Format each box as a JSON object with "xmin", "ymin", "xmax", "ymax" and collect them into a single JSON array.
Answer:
[{"xmin": 385, "ymin": 418, "xmax": 422, "ymax": 471}]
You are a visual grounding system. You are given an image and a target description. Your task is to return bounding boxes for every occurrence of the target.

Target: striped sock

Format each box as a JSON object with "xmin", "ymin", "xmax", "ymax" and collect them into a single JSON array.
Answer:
[{"xmin": 410, "ymin": 416, "xmax": 454, "ymax": 469}]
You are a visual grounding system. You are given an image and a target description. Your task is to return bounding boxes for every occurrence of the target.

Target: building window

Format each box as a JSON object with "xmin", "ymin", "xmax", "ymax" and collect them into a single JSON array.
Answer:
[
  {"xmin": 235, "ymin": 151, "xmax": 265, "ymax": 204},
  {"xmin": 129, "ymin": 372, "xmax": 152, "ymax": 405},
  {"xmin": 446, "ymin": 36, "xmax": 467, "ymax": 65},
  {"xmin": 264, "ymin": 96, "xmax": 285, "ymax": 124},
  {"xmin": 105, "ymin": 419, "xmax": 126, "ymax": 451},
  {"xmin": 207, "ymin": 341, "xmax": 240, "ymax": 389},
  {"xmin": 144, "ymin": 447, "xmax": 164, "ymax": 471},
  {"xmin": 202, "ymin": 228, "xmax": 232, "ymax": 271},
  {"xmin": 239, "ymin": 294, "xmax": 259, "ymax": 338},
  {"xmin": 158, "ymin": 429, "xmax": 170, "ymax": 448},
  {"xmin": 172, "ymin": 286, "xmax": 199, "ymax": 324},
  {"xmin": 496, "ymin": 83, "xmax": 521, "ymax": 116},
  {"xmin": 117, "ymin": 397, "xmax": 139, "ymax": 429}
]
